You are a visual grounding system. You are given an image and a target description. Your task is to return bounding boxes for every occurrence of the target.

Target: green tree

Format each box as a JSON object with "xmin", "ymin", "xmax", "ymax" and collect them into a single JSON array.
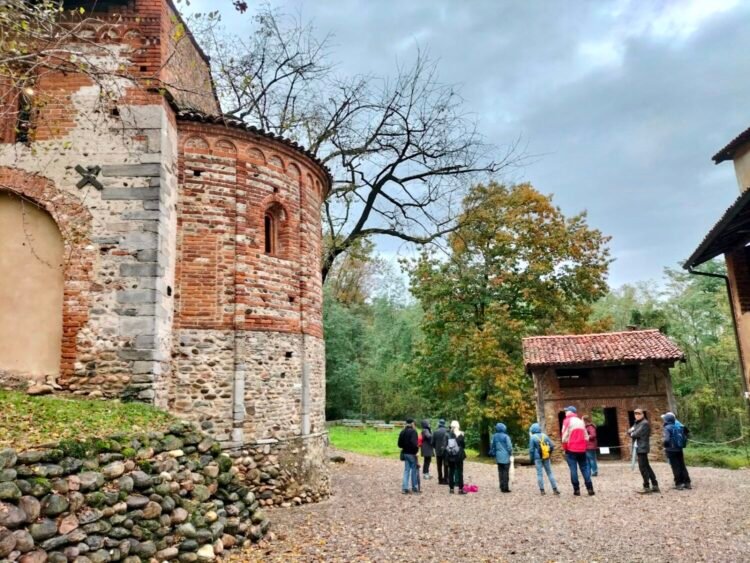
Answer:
[{"xmin": 408, "ymin": 182, "xmax": 611, "ymax": 451}]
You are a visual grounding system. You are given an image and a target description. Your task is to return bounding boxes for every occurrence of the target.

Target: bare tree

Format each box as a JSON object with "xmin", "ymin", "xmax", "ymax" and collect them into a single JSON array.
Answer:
[{"xmin": 194, "ymin": 7, "xmax": 519, "ymax": 280}]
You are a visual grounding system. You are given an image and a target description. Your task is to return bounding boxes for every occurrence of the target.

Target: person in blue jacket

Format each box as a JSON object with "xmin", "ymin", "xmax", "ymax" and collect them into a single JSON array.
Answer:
[
  {"xmin": 489, "ymin": 423, "xmax": 513, "ymax": 492},
  {"xmin": 529, "ymin": 422, "xmax": 560, "ymax": 495}
]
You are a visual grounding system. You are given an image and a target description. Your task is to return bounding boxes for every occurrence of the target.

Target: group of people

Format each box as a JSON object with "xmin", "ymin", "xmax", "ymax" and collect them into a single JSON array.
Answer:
[{"xmin": 397, "ymin": 406, "xmax": 693, "ymax": 496}]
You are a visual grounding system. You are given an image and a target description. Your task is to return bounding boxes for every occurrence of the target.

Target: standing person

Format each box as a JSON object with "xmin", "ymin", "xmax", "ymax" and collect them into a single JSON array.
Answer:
[
  {"xmin": 561, "ymin": 406, "xmax": 595, "ymax": 496},
  {"xmin": 420, "ymin": 420, "xmax": 434, "ymax": 480},
  {"xmin": 529, "ymin": 423, "xmax": 560, "ymax": 495},
  {"xmin": 627, "ymin": 408, "xmax": 659, "ymax": 494},
  {"xmin": 489, "ymin": 423, "xmax": 513, "ymax": 492},
  {"xmin": 432, "ymin": 419, "xmax": 449, "ymax": 485},
  {"xmin": 661, "ymin": 412, "xmax": 692, "ymax": 490},
  {"xmin": 397, "ymin": 418, "xmax": 420, "ymax": 494},
  {"xmin": 583, "ymin": 415, "xmax": 599, "ymax": 477},
  {"xmin": 446, "ymin": 420, "xmax": 467, "ymax": 495}
]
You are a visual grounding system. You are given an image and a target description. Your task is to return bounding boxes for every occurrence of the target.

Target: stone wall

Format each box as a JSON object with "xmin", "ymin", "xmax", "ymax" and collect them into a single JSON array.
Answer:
[
  {"xmin": 533, "ymin": 362, "xmax": 676, "ymax": 460},
  {"xmin": 0, "ymin": 422, "xmax": 269, "ymax": 563}
]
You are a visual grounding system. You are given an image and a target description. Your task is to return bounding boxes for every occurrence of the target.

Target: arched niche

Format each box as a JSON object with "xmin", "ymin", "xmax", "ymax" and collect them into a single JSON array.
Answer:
[{"xmin": 0, "ymin": 191, "xmax": 64, "ymax": 381}]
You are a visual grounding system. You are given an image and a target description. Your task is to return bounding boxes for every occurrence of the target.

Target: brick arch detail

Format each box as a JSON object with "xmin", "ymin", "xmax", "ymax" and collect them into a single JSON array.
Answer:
[{"xmin": 0, "ymin": 167, "xmax": 94, "ymax": 382}]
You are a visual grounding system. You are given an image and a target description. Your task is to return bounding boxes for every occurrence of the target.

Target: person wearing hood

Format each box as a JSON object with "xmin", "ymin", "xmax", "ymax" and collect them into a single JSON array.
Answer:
[
  {"xmin": 431, "ymin": 418, "xmax": 450, "ymax": 485},
  {"xmin": 661, "ymin": 412, "xmax": 692, "ymax": 490},
  {"xmin": 489, "ymin": 423, "xmax": 513, "ymax": 492},
  {"xmin": 529, "ymin": 422, "xmax": 560, "ymax": 495},
  {"xmin": 561, "ymin": 406, "xmax": 595, "ymax": 496},
  {"xmin": 627, "ymin": 408, "xmax": 659, "ymax": 494},
  {"xmin": 582, "ymin": 415, "xmax": 599, "ymax": 477},
  {"xmin": 420, "ymin": 419, "xmax": 434, "ymax": 480}
]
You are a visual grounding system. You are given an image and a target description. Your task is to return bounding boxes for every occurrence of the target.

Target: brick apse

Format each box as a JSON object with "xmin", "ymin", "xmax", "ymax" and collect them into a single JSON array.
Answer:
[
  {"xmin": 0, "ymin": 0, "xmax": 330, "ymax": 504},
  {"xmin": 523, "ymin": 330, "xmax": 684, "ymax": 460}
]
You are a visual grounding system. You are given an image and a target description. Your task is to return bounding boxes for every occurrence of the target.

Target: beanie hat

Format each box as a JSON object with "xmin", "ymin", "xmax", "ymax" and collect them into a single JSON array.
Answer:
[{"xmin": 564, "ymin": 406, "xmax": 577, "ymax": 413}]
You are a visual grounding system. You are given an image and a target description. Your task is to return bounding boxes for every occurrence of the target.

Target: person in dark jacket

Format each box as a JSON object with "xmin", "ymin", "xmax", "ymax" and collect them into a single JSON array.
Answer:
[
  {"xmin": 420, "ymin": 420, "xmax": 434, "ymax": 480},
  {"xmin": 627, "ymin": 408, "xmax": 659, "ymax": 494},
  {"xmin": 431, "ymin": 418, "xmax": 449, "ymax": 485},
  {"xmin": 446, "ymin": 420, "xmax": 467, "ymax": 494},
  {"xmin": 661, "ymin": 412, "xmax": 692, "ymax": 490},
  {"xmin": 489, "ymin": 422, "xmax": 513, "ymax": 492},
  {"xmin": 397, "ymin": 418, "xmax": 420, "ymax": 494},
  {"xmin": 583, "ymin": 415, "xmax": 599, "ymax": 477}
]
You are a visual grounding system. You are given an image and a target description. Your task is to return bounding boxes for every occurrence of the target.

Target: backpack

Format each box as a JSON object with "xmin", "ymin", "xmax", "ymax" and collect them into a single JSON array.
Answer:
[
  {"xmin": 446, "ymin": 437, "xmax": 460, "ymax": 459},
  {"xmin": 672, "ymin": 422, "xmax": 688, "ymax": 449},
  {"xmin": 538, "ymin": 434, "xmax": 551, "ymax": 460}
]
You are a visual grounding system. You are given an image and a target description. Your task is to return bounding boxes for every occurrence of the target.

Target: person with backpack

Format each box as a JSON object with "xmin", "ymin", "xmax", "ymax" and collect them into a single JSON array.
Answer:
[
  {"xmin": 627, "ymin": 408, "xmax": 659, "ymax": 494},
  {"xmin": 561, "ymin": 406, "xmax": 595, "ymax": 496},
  {"xmin": 397, "ymin": 418, "xmax": 420, "ymax": 494},
  {"xmin": 489, "ymin": 422, "xmax": 513, "ymax": 492},
  {"xmin": 432, "ymin": 418, "xmax": 450, "ymax": 485},
  {"xmin": 420, "ymin": 419, "xmax": 434, "ymax": 480},
  {"xmin": 661, "ymin": 412, "xmax": 692, "ymax": 490},
  {"xmin": 446, "ymin": 420, "xmax": 467, "ymax": 494},
  {"xmin": 582, "ymin": 415, "xmax": 599, "ymax": 477},
  {"xmin": 529, "ymin": 422, "xmax": 560, "ymax": 495}
]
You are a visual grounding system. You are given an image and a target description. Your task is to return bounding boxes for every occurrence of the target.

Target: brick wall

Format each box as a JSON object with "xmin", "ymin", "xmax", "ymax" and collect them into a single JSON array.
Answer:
[{"xmin": 533, "ymin": 362, "xmax": 677, "ymax": 460}]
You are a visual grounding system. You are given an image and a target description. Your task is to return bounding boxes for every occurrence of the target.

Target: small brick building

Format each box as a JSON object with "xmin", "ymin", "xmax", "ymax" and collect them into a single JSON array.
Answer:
[
  {"xmin": 523, "ymin": 330, "xmax": 683, "ymax": 460},
  {"xmin": 0, "ymin": 0, "xmax": 329, "ymax": 502}
]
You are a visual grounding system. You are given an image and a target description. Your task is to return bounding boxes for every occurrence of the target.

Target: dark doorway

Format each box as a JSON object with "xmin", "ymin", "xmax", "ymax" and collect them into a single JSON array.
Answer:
[
  {"xmin": 557, "ymin": 411, "xmax": 566, "ymax": 434},
  {"xmin": 594, "ymin": 407, "xmax": 620, "ymax": 459}
]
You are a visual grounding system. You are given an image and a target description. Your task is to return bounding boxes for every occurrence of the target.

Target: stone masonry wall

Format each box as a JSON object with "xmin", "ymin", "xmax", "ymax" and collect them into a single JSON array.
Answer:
[
  {"xmin": 0, "ymin": 422, "xmax": 269, "ymax": 563},
  {"xmin": 534, "ymin": 362, "xmax": 677, "ymax": 460}
]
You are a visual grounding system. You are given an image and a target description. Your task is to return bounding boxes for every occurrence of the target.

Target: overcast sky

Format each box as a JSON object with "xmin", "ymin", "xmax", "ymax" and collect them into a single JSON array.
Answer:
[{"xmin": 187, "ymin": 0, "xmax": 750, "ymax": 289}]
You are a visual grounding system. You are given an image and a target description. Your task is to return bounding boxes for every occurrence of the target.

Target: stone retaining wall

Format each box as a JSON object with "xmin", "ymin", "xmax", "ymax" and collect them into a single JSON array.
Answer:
[
  {"xmin": 229, "ymin": 433, "xmax": 330, "ymax": 508},
  {"xmin": 0, "ymin": 423, "xmax": 268, "ymax": 563}
]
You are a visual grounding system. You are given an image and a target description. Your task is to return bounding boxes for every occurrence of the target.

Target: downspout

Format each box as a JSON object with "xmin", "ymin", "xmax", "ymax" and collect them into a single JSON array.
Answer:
[{"xmin": 687, "ymin": 266, "xmax": 750, "ymax": 409}]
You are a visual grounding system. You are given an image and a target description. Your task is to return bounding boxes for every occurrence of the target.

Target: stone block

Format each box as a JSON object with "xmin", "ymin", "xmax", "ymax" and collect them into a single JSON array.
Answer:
[
  {"xmin": 120, "ymin": 263, "xmax": 164, "ymax": 277},
  {"xmin": 116, "ymin": 290, "xmax": 157, "ymax": 305},
  {"xmin": 121, "ymin": 231, "xmax": 158, "ymax": 251},
  {"xmin": 101, "ymin": 188, "xmax": 160, "ymax": 201},
  {"xmin": 120, "ymin": 317, "xmax": 156, "ymax": 337},
  {"xmin": 101, "ymin": 163, "xmax": 161, "ymax": 177}
]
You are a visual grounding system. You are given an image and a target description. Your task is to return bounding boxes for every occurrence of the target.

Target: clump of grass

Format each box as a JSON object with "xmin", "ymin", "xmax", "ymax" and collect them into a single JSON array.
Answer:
[
  {"xmin": 684, "ymin": 445, "xmax": 750, "ymax": 470},
  {"xmin": 0, "ymin": 389, "xmax": 176, "ymax": 450}
]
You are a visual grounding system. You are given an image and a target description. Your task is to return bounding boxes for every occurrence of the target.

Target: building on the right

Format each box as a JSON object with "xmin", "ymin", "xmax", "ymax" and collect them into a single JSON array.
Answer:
[{"xmin": 685, "ymin": 127, "xmax": 750, "ymax": 405}]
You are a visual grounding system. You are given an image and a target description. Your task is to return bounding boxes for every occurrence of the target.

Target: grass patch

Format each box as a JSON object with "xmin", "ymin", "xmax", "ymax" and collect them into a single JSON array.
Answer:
[
  {"xmin": 684, "ymin": 445, "xmax": 750, "ymax": 470},
  {"xmin": 0, "ymin": 389, "xmax": 176, "ymax": 450},
  {"xmin": 328, "ymin": 425, "xmax": 485, "ymax": 461}
]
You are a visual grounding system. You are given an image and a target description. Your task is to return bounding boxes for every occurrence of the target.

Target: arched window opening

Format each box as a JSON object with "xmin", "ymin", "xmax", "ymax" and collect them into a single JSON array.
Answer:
[
  {"xmin": 263, "ymin": 203, "xmax": 287, "ymax": 257},
  {"xmin": 264, "ymin": 212, "xmax": 277, "ymax": 255}
]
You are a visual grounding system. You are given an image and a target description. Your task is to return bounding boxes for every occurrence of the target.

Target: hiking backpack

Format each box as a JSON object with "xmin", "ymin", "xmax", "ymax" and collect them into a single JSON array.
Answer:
[
  {"xmin": 538, "ymin": 434, "xmax": 551, "ymax": 460},
  {"xmin": 446, "ymin": 437, "xmax": 460, "ymax": 459},
  {"xmin": 672, "ymin": 422, "xmax": 688, "ymax": 449}
]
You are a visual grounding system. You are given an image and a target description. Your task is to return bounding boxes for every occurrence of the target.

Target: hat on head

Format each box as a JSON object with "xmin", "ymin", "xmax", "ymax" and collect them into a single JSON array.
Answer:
[
  {"xmin": 634, "ymin": 408, "xmax": 644, "ymax": 414},
  {"xmin": 405, "ymin": 417, "xmax": 414, "ymax": 424},
  {"xmin": 660, "ymin": 411, "xmax": 675, "ymax": 419},
  {"xmin": 564, "ymin": 406, "xmax": 577, "ymax": 413},
  {"xmin": 438, "ymin": 418, "xmax": 446, "ymax": 427}
]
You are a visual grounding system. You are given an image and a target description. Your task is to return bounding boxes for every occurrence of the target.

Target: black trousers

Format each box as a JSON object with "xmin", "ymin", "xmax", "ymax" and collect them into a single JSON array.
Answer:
[
  {"xmin": 423, "ymin": 455, "xmax": 432, "ymax": 475},
  {"xmin": 497, "ymin": 463, "xmax": 510, "ymax": 491},
  {"xmin": 448, "ymin": 460, "xmax": 464, "ymax": 491},
  {"xmin": 637, "ymin": 453, "xmax": 658, "ymax": 488},
  {"xmin": 667, "ymin": 450, "xmax": 691, "ymax": 486},
  {"xmin": 436, "ymin": 455, "xmax": 448, "ymax": 483}
]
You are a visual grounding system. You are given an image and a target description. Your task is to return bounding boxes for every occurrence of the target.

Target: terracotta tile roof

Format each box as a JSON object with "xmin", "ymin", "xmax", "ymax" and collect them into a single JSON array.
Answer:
[
  {"xmin": 522, "ymin": 329, "xmax": 684, "ymax": 369},
  {"xmin": 713, "ymin": 125, "xmax": 750, "ymax": 164}
]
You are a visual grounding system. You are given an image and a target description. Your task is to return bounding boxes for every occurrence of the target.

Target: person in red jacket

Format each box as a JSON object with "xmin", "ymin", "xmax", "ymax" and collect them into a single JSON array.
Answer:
[
  {"xmin": 561, "ymin": 406, "xmax": 595, "ymax": 496},
  {"xmin": 583, "ymin": 415, "xmax": 599, "ymax": 477}
]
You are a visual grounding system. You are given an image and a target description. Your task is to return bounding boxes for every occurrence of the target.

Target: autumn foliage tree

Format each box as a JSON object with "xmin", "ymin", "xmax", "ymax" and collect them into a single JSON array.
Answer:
[{"xmin": 407, "ymin": 182, "xmax": 611, "ymax": 451}]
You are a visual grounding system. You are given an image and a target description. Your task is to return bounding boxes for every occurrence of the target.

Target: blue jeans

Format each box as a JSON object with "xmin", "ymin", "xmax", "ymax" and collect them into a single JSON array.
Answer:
[
  {"xmin": 565, "ymin": 451, "xmax": 592, "ymax": 491},
  {"xmin": 402, "ymin": 454, "xmax": 419, "ymax": 491},
  {"xmin": 586, "ymin": 449, "xmax": 598, "ymax": 475},
  {"xmin": 534, "ymin": 458, "xmax": 558, "ymax": 491}
]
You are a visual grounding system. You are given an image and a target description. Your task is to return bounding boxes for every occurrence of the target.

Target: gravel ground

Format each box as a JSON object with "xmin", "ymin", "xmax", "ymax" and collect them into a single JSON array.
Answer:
[{"xmin": 234, "ymin": 450, "xmax": 750, "ymax": 562}]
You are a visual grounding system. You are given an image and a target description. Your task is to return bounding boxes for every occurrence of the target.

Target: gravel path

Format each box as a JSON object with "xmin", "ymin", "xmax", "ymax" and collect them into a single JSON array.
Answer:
[{"xmin": 234, "ymin": 451, "xmax": 750, "ymax": 562}]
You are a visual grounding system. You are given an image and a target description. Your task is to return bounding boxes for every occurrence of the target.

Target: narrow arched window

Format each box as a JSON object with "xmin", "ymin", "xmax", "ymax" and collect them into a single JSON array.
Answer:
[{"xmin": 264, "ymin": 212, "xmax": 276, "ymax": 255}]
